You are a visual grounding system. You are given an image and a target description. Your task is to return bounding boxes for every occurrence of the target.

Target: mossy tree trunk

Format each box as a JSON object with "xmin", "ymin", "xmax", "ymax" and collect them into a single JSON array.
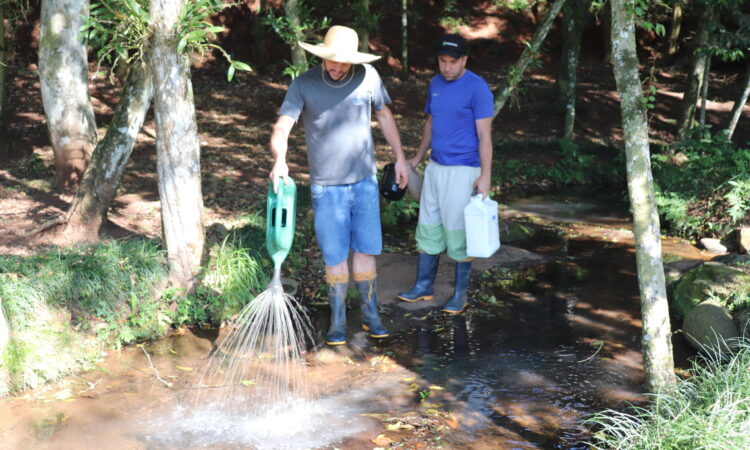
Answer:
[
  {"xmin": 285, "ymin": 0, "xmax": 307, "ymax": 69},
  {"xmin": 401, "ymin": 0, "xmax": 408, "ymax": 79},
  {"xmin": 676, "ymin": 2, "xmax": 715, "ymax": 140},
  {"xmin": 557, "ymin": 0, "xmax": 590, "ymax": 139},
  {"xmin": 667, "ymin": 0, "xmax": 683, "ymax": 55},
  {"xmin": 698, "ymin": 54, "xmax": 712, "ymax": 127},
  {"xmin": 251, "ymin": 0, "xmax": 267, "ymax": 67},
  {"xmin": 358, "ymin": 0, "xmax": 370, "ymax": 53},
  {"xmin": 0, "ymin": 297, "xmax": 8, "ymax": 359},
  {"xmin": 725, "ymin": 63, "xmax": 750, "ymax": 140},
  {"xmin": 611, "ymin": 0, "xmax": 676, "ymax": 392},
  {"xmin": 149, "ymin": 0, "xmax": 205, "ymax": 291},
  {"xmin": 0, "ymin": 3, "xmax": 7, "ymax": 158},
  {"xmin": 63, "ymin": 61, "xmax": 154, "ymax": 243},
  {"xmin": 493, "ymin": 0, "xmax": 566, "ymax": 117},
  {"xmin": 39, "ymin": 0, "xmax": 98, "ymax": 194}
]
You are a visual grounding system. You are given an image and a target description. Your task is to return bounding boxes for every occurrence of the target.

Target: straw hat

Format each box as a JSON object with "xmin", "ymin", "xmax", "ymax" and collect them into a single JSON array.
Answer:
[{"xmin": 299, "ymin": 25, "xmax": 381, "ymax": 64}]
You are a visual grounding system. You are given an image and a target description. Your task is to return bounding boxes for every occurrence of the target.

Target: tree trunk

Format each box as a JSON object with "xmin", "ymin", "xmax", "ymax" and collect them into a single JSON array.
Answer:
[
  {"xmin": 149, "ymin": 0, "xmax": 205, "ymax": 291},
  {"xmin": 676, "ymin": 4, "xmax": 714, "ymax": 140},
  {"xmin": 557, "ymin": 0, "xmax": 590, "ymax": 139},
  {"xmin": 611, "ymin": 0, "xmax": 676, "ymax": 393},
  {"xmin": 401, "ymin": 0, "xmax": 408, "ymax": 79},
  {"xmin": 493, "ymin": 0, "xmax": 566, "ymax": 117},
  {"xmin": 39, "ymin": 0, "xmax": 98, "ymax": 194},
  {"xmin": 667, "ymin": 0, "xmax": 683, "ymax": 56},
  {"xmin": 0, "ymin": 297, "xmax": 8, "ymax": 362},
  {"xmin": 251, "ymin": 0, "xmax": 267, "ymax": 68},
  {"xmin": 698, "ymin": 54, "xmax": 711, "ymax": 127},
  {"xmin": 0, "ymin": 3, "xmax": 7, "ymax": 158},
  {"xmin": 285, "ymin": 0, "xmax": 307, "ymax": 69},
  {"xmin": 63, "ymin": 61, "xmax": 154, "ymax": 242},
  {"xmin": 358, "ymin": 0, "xmax": 370, "ymax": 53},
  {"xmin": 725, "ymin": 63, "xmax": 750, "ymax": 140}
]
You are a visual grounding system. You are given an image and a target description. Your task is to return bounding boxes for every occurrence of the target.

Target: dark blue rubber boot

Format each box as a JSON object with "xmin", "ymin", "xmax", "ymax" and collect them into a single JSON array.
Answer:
[
  {"xmin": 356, "ymin": 278, "xmax": 390, "ymax": 338},
  {"xmin": 326, "ymin": 282, "xmax": 348, "ymax": 345},
  {"xmin": 397, "ymin": 253, "xmax": 440, "ymax": 302},
  {"xmin": 442, "ymin": 261, "xmax": 471, "ymax": 315}
]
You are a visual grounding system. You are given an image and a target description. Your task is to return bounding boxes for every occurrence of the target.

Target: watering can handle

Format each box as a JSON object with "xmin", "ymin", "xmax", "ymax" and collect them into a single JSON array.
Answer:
[{"xmin": 274, "ymin": 179, "xmax": 285, "ymax": 245}]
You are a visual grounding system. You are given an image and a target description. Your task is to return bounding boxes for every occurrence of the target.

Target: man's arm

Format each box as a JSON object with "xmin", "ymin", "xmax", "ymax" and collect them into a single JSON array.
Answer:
[
  {"xmin": 473, "ymin": 117, "xmax": 493, "ymax": 198},
  {"xmin": 269, "ymin": 114, "xmax": 296, "ymax": 192},
  {"xmin": 374, "ymin": 105, "xmax": 408, "ymax": 188},
  {"xmin": 409, "ymin": 115, "xmax": 432, "ymax": 168}
]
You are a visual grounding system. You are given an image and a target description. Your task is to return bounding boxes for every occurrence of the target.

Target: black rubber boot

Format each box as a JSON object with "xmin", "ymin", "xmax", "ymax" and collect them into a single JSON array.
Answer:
[
  {"xmin": 441, "ymin": 261, "xmax": 471, "ymax": 314},
  {"xmin": 397, "ymin": 253, "xmax": 440, "ymax": 302}
]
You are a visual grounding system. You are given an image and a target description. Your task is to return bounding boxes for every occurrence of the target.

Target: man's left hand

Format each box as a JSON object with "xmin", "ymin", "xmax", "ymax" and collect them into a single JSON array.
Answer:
[
  {"xmin": 395, "ymin": 159, "xmax": 409, "ymax": 189},
  {"xmin": 473, "ymin": 174, "xmax": 491, "ymax": 199}
]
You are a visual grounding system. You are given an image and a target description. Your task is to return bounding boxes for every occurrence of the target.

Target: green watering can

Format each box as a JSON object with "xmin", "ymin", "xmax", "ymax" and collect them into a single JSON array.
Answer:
[{"xmin": 266, "ymin": 177, "xmax": 297, "ymax": 278}]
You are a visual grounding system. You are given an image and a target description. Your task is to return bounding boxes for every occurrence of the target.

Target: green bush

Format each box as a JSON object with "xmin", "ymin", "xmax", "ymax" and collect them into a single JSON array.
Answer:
[
  {"xmin": 588, "ymin": 338, "xmax": 750, "ymax": 449},
  {"xmin": 652, "ymin": 126, "xmax": 750, "ymax": 239},
  {"xmin": 0, "ymin": 238, "xmax": 169, "ymax": 392}
]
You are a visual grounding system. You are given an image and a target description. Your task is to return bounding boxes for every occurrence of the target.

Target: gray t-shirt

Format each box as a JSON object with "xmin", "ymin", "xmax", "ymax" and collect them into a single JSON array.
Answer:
[{"xmin": 279, "ymin": 63, "xmax": 391, "ymax": 185}]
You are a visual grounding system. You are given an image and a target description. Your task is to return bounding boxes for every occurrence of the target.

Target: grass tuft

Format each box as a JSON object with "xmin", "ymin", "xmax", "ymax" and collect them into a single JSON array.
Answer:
[{"xmin": 587, "ymin": 337, "xmax": 750, "ymax": 449}]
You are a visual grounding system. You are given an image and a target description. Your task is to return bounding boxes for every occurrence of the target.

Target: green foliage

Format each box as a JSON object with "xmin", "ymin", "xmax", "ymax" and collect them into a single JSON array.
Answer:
[
  {"xmin": 0, "ymin": 239, "xmax": 169, "ymax": 391},
  {"xmin": 381, "ymin": 195, "xmax": 420, "ymax": 228},
  {"xmin": 493, "ymin": 0, "xmax": 541, "ymax": 12},
  {"xmin": 0, "ymin": 239, "xmax": 169, "ymax": 343},
  {"xmin": 588, "ymin": 337, "xmax": 750, "ymax": 449},
  {"xmin": 547, "ymin": 138, "xmax": 596, "ymax": 184},
  {"xmin": 200, "ymin": 233, "xmax": 268, "ymax": 320},
  {"xmin": 263, "ymin": 4, "xmax": 331, "ymax": 78},
  {"xmin": 652, "ymin": 127, "xmax": 750, "ymax": 238},
  {"xmin": 83, "ymin": 0, "xmax": 251, "ymax": 81}
]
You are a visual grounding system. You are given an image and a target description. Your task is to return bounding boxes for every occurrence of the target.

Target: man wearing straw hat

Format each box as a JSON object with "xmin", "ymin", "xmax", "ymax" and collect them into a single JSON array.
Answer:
[{"xmin": 269, "ymin": 25, "xmax": 408, "ymax": 346}]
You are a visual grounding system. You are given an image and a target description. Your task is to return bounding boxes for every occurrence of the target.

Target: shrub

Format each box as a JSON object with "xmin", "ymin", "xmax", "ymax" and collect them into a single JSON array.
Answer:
[{"xmin": 587, "ymin": 338, "xmax": 750, "ymax": 449}]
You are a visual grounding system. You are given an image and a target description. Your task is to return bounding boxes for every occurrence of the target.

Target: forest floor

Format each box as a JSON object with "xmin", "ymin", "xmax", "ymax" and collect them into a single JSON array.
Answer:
[{"xmin": 1, "ymin": 52, "xmax": 748, "ymax": 256}]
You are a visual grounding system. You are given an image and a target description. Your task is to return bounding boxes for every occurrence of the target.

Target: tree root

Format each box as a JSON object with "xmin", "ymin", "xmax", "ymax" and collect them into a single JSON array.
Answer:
[{"xmin": 17, "ymin": 216, "xmax": 67, "ymax": 237}]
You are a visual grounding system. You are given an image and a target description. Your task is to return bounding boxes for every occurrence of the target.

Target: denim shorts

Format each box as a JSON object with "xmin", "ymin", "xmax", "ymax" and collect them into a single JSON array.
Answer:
[{"xmin": 311, "ymin": 175, "xmax": 382, "ymax": 266}]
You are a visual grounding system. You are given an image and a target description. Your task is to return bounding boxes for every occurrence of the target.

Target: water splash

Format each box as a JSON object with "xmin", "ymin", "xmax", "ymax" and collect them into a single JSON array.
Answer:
[{"xmin": 191, "ymin": 269, "xmax": 315, "ymax": 415}]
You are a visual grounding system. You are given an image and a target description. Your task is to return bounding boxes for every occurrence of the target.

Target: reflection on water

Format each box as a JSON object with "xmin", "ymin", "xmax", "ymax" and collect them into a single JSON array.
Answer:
[{"xmin": 507, "ymin": 192, "xmax": 631, "ymax": 227}]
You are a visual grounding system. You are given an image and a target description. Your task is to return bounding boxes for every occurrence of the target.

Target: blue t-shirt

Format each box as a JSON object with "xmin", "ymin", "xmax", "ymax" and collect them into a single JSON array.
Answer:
[{"xmin": 425, "ymin": 70, "xmax": 494, "ymax": 167}]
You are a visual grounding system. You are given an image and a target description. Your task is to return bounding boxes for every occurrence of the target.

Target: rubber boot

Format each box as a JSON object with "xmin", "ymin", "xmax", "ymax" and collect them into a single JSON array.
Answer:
[
  {"xmin": 326, "ymin": 282, "xmax": 348, "ymax": 345},
  {"xmin": 356, "ymin": 278, "xmax": 390, "ymax": 339},
  {"xmin": 442, "ymin": 261, "xmax": 471, "ymax": 315},
  {"xmin": 397, "ymin": 253, "xmax": 440, "ymax": 302}
]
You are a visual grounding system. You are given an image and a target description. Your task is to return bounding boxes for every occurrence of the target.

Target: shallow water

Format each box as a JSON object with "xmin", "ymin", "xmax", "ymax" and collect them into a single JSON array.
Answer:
[{"xmin": 0, "ymin": 195, "xmax": 714, "ymax": 449}]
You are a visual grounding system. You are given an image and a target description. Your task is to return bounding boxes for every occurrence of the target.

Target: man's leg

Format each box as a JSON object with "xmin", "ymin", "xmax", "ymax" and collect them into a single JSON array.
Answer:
[
  {"xmin": 311, "ymin": 183, "xmax": 352, "ymax": 345},
  {"xmin": 324, "ymin": 260, "xmax": 349, "ymax": 345},
  {"xmin": 352, "ymin": 253, "xmax": 389, "ymax": 338}
]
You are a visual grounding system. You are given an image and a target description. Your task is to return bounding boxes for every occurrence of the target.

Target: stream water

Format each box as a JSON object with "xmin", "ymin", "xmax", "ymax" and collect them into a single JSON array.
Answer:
[{"xmin": 0, "ymin": 194, "xmax": 713, "ymax": 449}]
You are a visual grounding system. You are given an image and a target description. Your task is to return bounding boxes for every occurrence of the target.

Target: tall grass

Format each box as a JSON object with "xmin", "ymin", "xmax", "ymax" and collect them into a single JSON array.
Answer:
[
  {"xmin": 0, "ymin": 238, "xmax": 168, "ymax": 392},
  {"xmin": 587, "ymin": 338, "xmax": 750, "ymax": 449}
]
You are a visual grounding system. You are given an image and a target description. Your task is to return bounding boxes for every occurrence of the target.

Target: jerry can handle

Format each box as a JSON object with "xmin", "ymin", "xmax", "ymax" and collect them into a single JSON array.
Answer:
[{"xmin": 274, "ymin": 178, "xmax": 286, "ymax": 245}]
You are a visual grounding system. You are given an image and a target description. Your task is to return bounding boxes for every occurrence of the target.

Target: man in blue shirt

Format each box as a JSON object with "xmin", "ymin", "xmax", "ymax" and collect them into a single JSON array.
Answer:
[{"xmin": 398, "ymin": 34, "xmax": 494, "ymax": 314}]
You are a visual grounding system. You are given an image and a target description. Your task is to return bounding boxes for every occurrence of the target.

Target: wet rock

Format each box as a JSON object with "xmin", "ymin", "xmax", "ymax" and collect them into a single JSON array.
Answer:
[
  {"xmin": 670, "ymin": 262, "xmax": 750, "ymax": 317},
  {"xmin": 698, "ymin": 238, "xmax": 727, "ymax": 254},
  {"xmin": 502, "ymin": 221, "xmax": 539, "ymax": 244},
  {"xmin": 682, "ymin": 299, "xmax": 738, "ymax": 353},
  {"xmin": 664, "ymin": 259, "xmax": 704, "ymax": 285},
  {"xmin": 738, "ymin": 227, "xmax": 750, "ymax": 254},
  {"xmin": 711, "ymin": 253, "xmax": 750, "ymax": 268}
]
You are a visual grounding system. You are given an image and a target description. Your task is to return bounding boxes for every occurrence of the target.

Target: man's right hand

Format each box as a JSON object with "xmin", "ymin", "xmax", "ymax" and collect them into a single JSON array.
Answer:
[{"xmin": 270, "ymin": 161, "xmax": 289, "ymax": 193}]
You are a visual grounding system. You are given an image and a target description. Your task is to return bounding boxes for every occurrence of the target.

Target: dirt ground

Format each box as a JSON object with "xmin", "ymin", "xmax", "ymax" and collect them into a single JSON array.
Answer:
[{"xmin": 2, "ymin": 48, "xmax": 749, "ymax": 257}]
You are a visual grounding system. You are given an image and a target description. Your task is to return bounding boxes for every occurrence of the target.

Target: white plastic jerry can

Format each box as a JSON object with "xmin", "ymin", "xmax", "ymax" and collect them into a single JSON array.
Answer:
[{"xmin": 464, "ymin": 194, "xmax": 500, "ymax": 258}]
